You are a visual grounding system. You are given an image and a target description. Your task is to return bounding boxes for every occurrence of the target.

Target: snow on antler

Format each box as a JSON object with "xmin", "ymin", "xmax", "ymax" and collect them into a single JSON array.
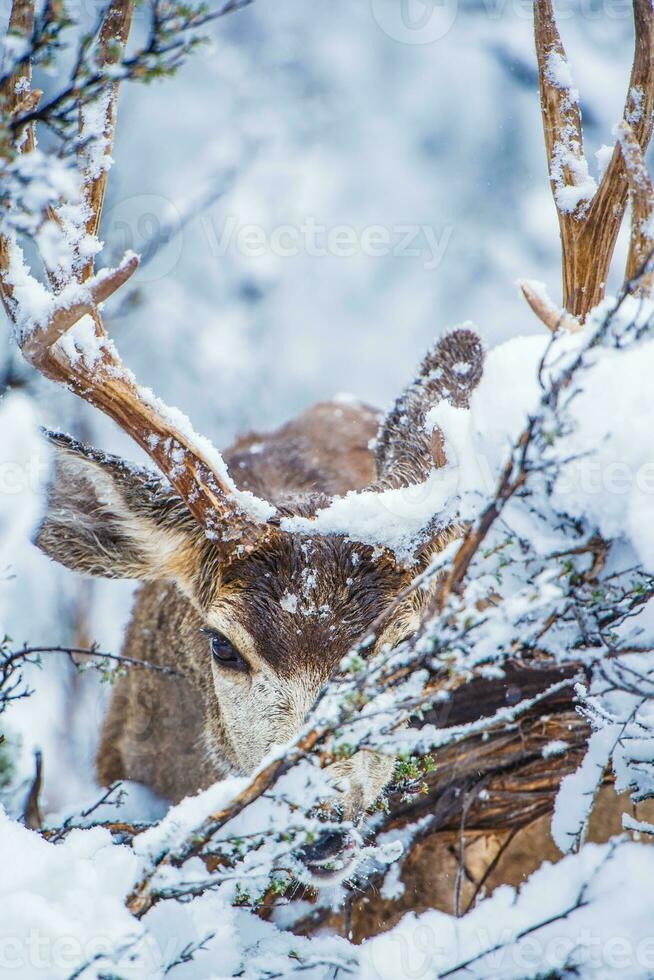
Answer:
[{"xmin": 527, "ymin": 0, "xmax": 654, "ymax": 322}]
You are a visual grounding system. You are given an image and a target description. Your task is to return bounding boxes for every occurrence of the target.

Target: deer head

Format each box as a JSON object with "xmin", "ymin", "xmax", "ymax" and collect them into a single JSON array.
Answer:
[
  {"xmin": 34, "ymin": 330, "xmax": 482, "ymax": 812},
  {"xmin": 2, "ymin": 0, "xmax": 654, "ymax": 879}
]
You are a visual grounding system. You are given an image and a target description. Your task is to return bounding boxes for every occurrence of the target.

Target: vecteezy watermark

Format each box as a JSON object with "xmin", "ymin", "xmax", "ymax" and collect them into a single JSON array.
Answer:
[
  {"xmin": 370, "ymin": 0, "xmax": 459, "ymax": 44},
  {"xmin": 0, "ymin": 929, "xmax": 210, "ymax": 973},
  {"xmin": 365, "ymin": 920, "xmax": 654, "ymax": 979},
  {"xmin": 3, "ymin": 453, "xmax": 654, "ymax": 501},
  {"xmin": 102, "ymin": 194, "xmax": 183, "ymax": 284},
  {"xmin": 369, "ymin": 0, "xmax": 634, "ymax": 45},
  {"xmin": 0, "ymin": 456, "xmax": 49, "ymax": 497},
  {"xmin": 200, "ymin": 215, "xmax": 455, "ymax": 271}
]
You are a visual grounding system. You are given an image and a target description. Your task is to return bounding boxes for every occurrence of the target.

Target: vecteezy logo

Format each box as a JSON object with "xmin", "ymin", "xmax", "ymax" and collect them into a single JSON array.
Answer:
[
  {"xmin": 370, "ymin": 0, "xmax": 459, "ymax": 45},
  {"xmin": 365, "ymin": 920, "xmax": 441, "ymax": 978},
  {"xmin": 102, "ymin": 194, "xmax": 183, "ymax": 284}
]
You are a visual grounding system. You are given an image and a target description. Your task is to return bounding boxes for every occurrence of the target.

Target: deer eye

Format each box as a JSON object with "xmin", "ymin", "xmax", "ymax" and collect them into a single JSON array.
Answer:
[{"xmin": 204, "ymin": 630, "xmax": 248, "ymax": 672}]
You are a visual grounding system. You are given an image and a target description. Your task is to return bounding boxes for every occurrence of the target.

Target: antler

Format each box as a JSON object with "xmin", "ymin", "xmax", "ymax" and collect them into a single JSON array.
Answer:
[
  {"xmin": 78, "ymin": 0, "xmax": 132, "ymax": 283},
  {"xmin": 0, "ymin": 0, "xmax": 274, "ymax": 548},
  {"xmin": 529, "ymin": 0, "xmax": 654, "ymax": 324},
  {"xmin": 618, "ymin": 119, "xmax": 654, "ymax": 294}
]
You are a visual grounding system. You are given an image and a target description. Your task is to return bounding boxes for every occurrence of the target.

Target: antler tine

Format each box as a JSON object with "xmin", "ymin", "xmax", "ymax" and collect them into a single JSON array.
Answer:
[
  {"xmin": 517, "ymin": 279, "xmax": 582, "ymax": 334},
  {"xmin": 18, "ymin": 254, "xmax": 140, "ymax": 364},
  {"xmin": 1, "ymin": 1, "xmax": 275, "ymax": 550},
  {"xmin": 533, "ymin": 0, "xmax": 584, "ymax": 200},
  {"xmin": 587, "ymin": 0, "xmax": 654, "ymax": 290},
  {"xmin": 0, "ymin": 0, "xmax": 37, "ymax": 317},
  {"xmin": 0, "ymin": 0, "xmax": 36, "ymax": 126},
  {"xmin": 78, "ymin": 0, "xmax": 133, "ymax": 284},
  {"xmin": 533, "ymin": 0, "xmax": 589, "ymax": 318},
  {"xmin": 617, "ymin": 120, "xmax": 654, "ymax": 294},
  {"xmin": 532, "ymin": 0, "xmax": 654, "ymax": 322}
]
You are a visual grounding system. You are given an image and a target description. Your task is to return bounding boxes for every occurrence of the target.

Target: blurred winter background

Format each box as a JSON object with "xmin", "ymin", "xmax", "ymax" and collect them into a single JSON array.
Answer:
[{"xmin": 0, "ymin": 0, "xmax": 643, "ymax": 819}]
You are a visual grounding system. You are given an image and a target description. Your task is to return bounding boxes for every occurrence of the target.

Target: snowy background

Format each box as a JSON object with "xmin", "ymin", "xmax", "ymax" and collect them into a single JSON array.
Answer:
[
  {"xmin": 0, "ymin": 0, "xmax": 642, "ymax": 822},
  {"xmin": 1, "ymin": 1, "xmax": 653, "ymax": 976}
]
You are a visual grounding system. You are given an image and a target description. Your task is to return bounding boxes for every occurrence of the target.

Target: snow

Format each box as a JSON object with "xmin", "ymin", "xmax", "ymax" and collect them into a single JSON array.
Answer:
[
  {"xmin": 550, "ymin": 143, "xmax": 598, "ymax": 215},
  {"xmin": 1, "ymin": 150, "xmax": 78, "ymax": 241},
  {"xmin": 626, "ymin": 85, "xmax": 645, "ymax": 126},
  {"xmin": 2, "ymin": 4, "xmax": 654, "ymax": 977},
  {"xmin": 552, "ymin": 724, "xmax": 620, "ymax": 854},
  {"xmin": 7, "ymin": 791, "xmax": 654, "ymax": 979},
  {"xmin": 4, "ymin": 241, "xmax": 131, "ymax": 342},
  {"xmin": 79, "ymin": 91, "xmax": 114, "ymax": 181},
  {"xmin": 380, "ymin": 860, "xmax": 405, "ymax": 900},
  {"xmin": 56, "ymin": 314, "xmax": 105, "ymax": 368},
  {"xmin": 0, "ymin": 803, "xmax": 358, "ymax": 978},
  {"xmin": 0, "ymin": 807, "xmax": 142, "ymax": 980},
  {"xmin": 133, "ymin": 775, "xmax": 249, "ymax": 864},
  {"xmin": 595, "ymin": 143, "xmax": 614, "ymax": 177},
  {"xmin": 0, "ymin": 392, "xmax": 45, "ymax": 579},
  {"xmin": 552, "ymin": 317, "xmax": 654, "ymax": 571},
  {"xmin": 538, "ymin": 47, "xmax": 598, "ymax": 216},
  {"xmin": 3, "ymin": 238, "xmax": 53, "ymax": 336},
  {"xmin": 282, "ymin": 311, "xmax": 654, "ymax": 574},
  {"xmin": 545, "ymin": 51, "xmax": 578, "ymax": 101},
  {"xmin": 136, "ymin": 384, "xmax": 276, "ymax": 525},
  {"xmin": 359, "ymin": 841, "xmax": 654, "ymax": 980},
  {"xmin": 542, "ymin": 739, "xmax": 568, "ymax": 758},
  {"xmin": 539, "ymin": 48, "xmax": 598, "ymax": 215},
  {"xmin": 280, "ymin": 592, "xmax": 299, "ymax": 614},
  {"xmin": 281, "ymin": 466, "xmax": 459, "ymax": 560},
  {"xmin": 623, "ymin": 813, "xmax": 654, "ymax": 836},
  {"xmin": 376, "ymin": 678, "xmax": 575, "ymax": 756},
  {"xmin": 280, "ymin": 330, "xmax": 546, "ymax": 557},
  {"xmin": 424, "ymin": 399, "xmax": 487, "ymax": 503}
]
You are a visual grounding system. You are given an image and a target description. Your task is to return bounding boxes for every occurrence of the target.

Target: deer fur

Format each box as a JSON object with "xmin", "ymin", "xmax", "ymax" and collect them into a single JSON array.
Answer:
[{"xmin": 36, "ymin": 329, "xmax": 483, "ymax": 837}]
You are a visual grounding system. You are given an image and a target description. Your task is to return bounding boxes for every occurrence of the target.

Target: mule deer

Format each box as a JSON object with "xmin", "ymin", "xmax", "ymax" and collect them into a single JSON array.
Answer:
[{"xmin": 2, "ymin": 0, "xmax": 654, "ymax": 886}]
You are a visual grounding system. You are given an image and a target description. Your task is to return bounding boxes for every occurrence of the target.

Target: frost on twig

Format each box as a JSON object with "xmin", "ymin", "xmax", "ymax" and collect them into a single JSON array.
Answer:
[{"xmin": 617, "ymin": 120, "xmax": 654, "ymax": 293}]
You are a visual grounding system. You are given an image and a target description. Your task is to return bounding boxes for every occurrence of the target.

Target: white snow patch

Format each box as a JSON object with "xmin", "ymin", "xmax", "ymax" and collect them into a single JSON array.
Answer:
[
  {"xmin": 280, "ymin": 592, "xmax": 299, "ymax": 614},
  {"xmin": 595, "ymin": 143, "xmax": 614, "ymax": 177},
  {"xmin": 544, "ymin": 50, "xmax": 578, "ymax": 99},
  {"xmin": 542, "ymin": 739, "xmax": 568, "ymax": 758},
  {"xmin": 0, "ymin": 807, "xmax": 142, "ymax": 980},
  {"xmin": 552, "ymin": 724, "xmax": 619, "ymax": 854}
]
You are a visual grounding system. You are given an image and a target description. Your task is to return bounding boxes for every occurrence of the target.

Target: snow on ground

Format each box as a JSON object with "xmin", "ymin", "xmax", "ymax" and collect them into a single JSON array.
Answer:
[
  {"xmin": 359, "ymin": 841, "xmax": 654, "ymax": 980},
  {"xmin": 0, "ymin": 809, "xmax": 142, "ymax": 980},
  {"xmin": 5, "ymin": 795, "xmax": 654, "ymax": 979}
]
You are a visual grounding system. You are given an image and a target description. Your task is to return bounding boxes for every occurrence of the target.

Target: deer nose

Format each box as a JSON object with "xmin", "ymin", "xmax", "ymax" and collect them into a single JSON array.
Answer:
[{"xmin": 300, "ymin": 827, "xmax": 361, "ymax": 881}]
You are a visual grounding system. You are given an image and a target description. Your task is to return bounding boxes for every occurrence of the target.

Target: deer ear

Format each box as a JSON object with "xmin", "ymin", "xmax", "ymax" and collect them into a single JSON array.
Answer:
[
  {"xmin": 35, "ymin": 431, "xmax": 205, "ymax": 582},
  {"xmin": 374, "ymin": 327, "xmax": 484, "ymax": 488}
]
